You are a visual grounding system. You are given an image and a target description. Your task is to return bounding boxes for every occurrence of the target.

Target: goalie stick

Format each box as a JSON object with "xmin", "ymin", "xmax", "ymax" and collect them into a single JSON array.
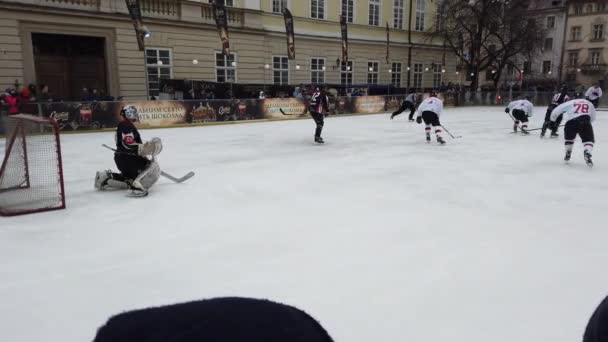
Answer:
[{"xmin": 101, "ymin": 144, "xmax": 195, "ymax": 183}]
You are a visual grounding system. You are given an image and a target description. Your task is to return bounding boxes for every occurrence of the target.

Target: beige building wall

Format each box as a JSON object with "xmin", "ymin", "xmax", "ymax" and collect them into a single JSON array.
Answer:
[
  {"xmin": 0, "ymin": 0, "xmax": 453, "ymax": 99},
  {"xmin": 562, "ymin": 1, "xmax": 608, "ymax": 87}
]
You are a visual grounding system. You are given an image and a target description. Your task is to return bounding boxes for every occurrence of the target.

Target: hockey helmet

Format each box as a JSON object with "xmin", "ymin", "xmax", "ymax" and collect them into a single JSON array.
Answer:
[{"xmin": 120, "ymin": 105, "xmax": 139, "ymax": 121}]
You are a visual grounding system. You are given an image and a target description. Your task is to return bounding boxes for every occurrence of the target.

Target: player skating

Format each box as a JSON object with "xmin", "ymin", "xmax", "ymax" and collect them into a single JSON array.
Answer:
[
  {"xmin": 549, "ymin": 97, "xmax": 596, "ymax": 167},
  {"xmin": 415, "ymin": 91, "xmax": 445, "ymax": 145},
  {"xmin": 505, "ymin": 96, "xmax": 534, "ymax": 134},
  {"xmin": 95, "ymin": 105, "xmax": 163, "ymax": 197},
  {"xmin": 309, "ymin": 87, "xmax": 329, "ymax": 144},
  {"xmin": 390, "ymin": 92, "xmax": 418, "ymax": 121},
  {"xmin": 541, "ymin": 86, "xmax": 570, "ymax": 138},
  {"xmin": 585, "ymin": 82, "xmax": 603, "ymax": 108}
]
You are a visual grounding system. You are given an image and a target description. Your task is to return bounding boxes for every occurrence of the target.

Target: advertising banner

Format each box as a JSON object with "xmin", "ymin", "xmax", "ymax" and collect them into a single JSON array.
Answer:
[
  {"xmin": 351, "ymin": 96, "xmax": 386, "ymax": 114},
  {"xmin": 261, "ymin": 98, "xmax": 308, "ymax": 119}
]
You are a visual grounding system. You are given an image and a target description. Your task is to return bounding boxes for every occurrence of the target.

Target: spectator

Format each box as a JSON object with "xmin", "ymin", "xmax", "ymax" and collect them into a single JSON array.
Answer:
[
  {"xmin": 4, "ymin": 88, "xmax": 21, "ymax": 114},
  {"xmin": 91, "ymin": 88, "xmax": 100, "ymax": 101},
  {"xmin": 38, "ymin": 84, "xmax": 52, "ymax": 102},
  {"xmin": 293, "ymin": 86, "xmax": 303, "ymax": 99},
  {"xmin": 80, "ymin": 87, "xmax": 91, "ymax": 101},
  {"xmin": 20, "ymin": 87, "xmax": 32, "ymax": 105},
  {"xmin": 258, "ymin": 91, "xmax": 266, "ymax": 99}
]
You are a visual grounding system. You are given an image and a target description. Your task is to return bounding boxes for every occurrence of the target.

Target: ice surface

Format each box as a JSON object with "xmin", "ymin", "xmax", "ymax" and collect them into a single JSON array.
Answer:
[{"xmin": 1, "ymin": 106, "xmax": 607, "ymax": 342}]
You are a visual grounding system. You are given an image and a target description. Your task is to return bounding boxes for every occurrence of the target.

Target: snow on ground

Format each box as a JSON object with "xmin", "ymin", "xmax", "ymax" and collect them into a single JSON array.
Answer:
[{"xmin": 1, "ymin": 106, "xmax": 607, "ymax": 342}]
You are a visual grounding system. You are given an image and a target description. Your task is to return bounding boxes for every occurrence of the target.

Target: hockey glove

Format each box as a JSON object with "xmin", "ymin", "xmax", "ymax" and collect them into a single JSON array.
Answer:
[
  {"xmin": 504, "ymin": 108, "xmax": 510, "ymax": 113},
  {"xmin": 416, "ymin": 116, "xmax": 422, "ymax": 124}
]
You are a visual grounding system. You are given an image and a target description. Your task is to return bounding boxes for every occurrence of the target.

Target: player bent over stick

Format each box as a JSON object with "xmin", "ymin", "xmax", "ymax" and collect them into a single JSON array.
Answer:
[
  {"xmin": 550, "ymin": 97, "xmax": 596, "ymax": 167},
  {"xmin": 505, "ymin": 97, "xmax": 534, "ymax": 134},
  {"xmin": 95, "ymin": 105, "xmax": 163, "ymax": 197},
  {"xmin": 391, "ymin": 92, "xmax": 418, "ymax": 121},
  {"xmin": 415, "ymin": 91, "xmax": 446, "ymax": 145}
]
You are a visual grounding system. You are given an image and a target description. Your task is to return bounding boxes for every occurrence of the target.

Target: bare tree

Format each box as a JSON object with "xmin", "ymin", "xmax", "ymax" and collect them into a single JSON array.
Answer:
[{"xmin": 434, "ymin": 0, "xmax": 545, "ymax": 90}]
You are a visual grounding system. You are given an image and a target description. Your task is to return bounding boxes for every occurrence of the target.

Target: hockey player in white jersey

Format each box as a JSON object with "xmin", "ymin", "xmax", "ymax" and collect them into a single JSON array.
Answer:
[
  {"xmin": 505, "ymin": 96, "xmax": 534, "ymax": 134},
  {"xmin": 415, "ymin": 91, "xmax": 445, "ymax": 144},
  {"xmin": 550, "ymin": 97, "xmax": 596, "ymax": 167},
  {"xmin": 585, "ymin": 82, "xmax": 603, "ymax": 108}
]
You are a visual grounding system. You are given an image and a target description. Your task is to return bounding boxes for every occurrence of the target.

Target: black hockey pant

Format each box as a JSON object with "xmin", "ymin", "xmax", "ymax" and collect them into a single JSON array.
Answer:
[
  {"xmin": 114, "ymin": 153, "xmax": 151, "ymax": 181},
  {"xmin": 422, "ymin": 111, "xmax": 442, "ymax": 136},
  {"xmin": 311, "ymin": 112, "xmax": 324, "ymax": 138},
  {"xmin": 544, "ymin": 104, "xmax": 562, "ymax": 133},
  {"xmin": 564, "ymin": 116, "xmax": 595, "ymax": 152},
  {"xmin": 512, "ymin": 109, "xmax": 529, "ymax": 127},
  {"xmin": 392, "ymin": 101, "xmax": 416, "ymax": 119}
]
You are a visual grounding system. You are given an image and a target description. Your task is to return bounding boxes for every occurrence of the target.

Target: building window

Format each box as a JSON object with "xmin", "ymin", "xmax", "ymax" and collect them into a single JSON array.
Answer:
[
  {"xmin": 391, "ymin": 62, "xmax": 402, "ymax": 86},
  {"xmin": 574, "ymin": 4, "xmax": 583, "ymax": 15},
  {"xmin": 216, "ymin": 52, "xmax": 236, "ymax": 83},
  {"xmin": 413, "ymin": 63, "xmax": 423, "ymax": 88},
  {"xmin": 273, "ymin": 56, "xmax": 289, "ymax": 85},
  {"xmin": 311, "ymin": 0, "xmax": 325, "ymax": 19},
  {"xmin": 369, "ymin": 0, "xmax": 380, "ymax": 26},
  {"xmin": 272, "ymin": 0, "xmax": 287, "ymax": 13},
  {"xmin": 145, "ymin": 48, "xmax": 172, "ymax": 98},
  {"xmin": 209, "ymin": 0, "xmax": 233, "ymax": 6},
  {"xmin": 591, "ymin": 51, "xmax": 601, "ymax": 65},
  {"xmin": 593, "ymin": 24, "xmax": 604, "ymax": 40},
  {"xmin": 311, "ymin": 58, "xmax": 325, "ymax": 83},
  {"xmin": 342, "ymin": 0, "xmax": 354, "ymax": 23},
  {"xmin": 394, "ymin": 0, "xmax": 404, "ymax": 29},
  {"xmin": 542, "ymin": 60, "xmax": 552, "ymax": 74},
  {"xmin": 570, "ymin": 26, "xmax": 582, "ymax": 41},
  {"xmin": 341, "ymin": 60, "xmax": 353, "ymax": 87},
  {"xmin": 546, "ymin": 16, "xmax": 555, "ymax": 29},
  {"xmin": 566, "ymin": 72, "xmax": 576, "ymax": 82},
  {"xmin": 544, "ymin": 37, "xmax": 553, "ymax": 51},
  {"xmin": 586, "ymin": 4, "xmax": 593, "ymax": 13},
  {"xmin": 599, "ymin": 3, "xmax": 607, "ymax": 12},
  {"xmin": 415, "ymin": 0, "xmax": 426, "ymax": 31},
  {"xmin": 432, "ymin": 64, "xmax": 442, "ymax": 88},
  {"xmin": 523, "ymin": 61, "xmax": 532, "ymax": 73},
  {"xmin": 367, "ymin": 61, "xmax": 379, "ymax": 84},
  {"xmin": 568, "ymin": 51, "xmax": 579, "ymax": 66}
]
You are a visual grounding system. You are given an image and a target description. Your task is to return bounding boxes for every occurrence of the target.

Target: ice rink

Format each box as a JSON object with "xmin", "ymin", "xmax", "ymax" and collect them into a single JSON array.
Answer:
[{"xmin": 1, "ymin": 106, "xmax": 608, "ymax": 342}]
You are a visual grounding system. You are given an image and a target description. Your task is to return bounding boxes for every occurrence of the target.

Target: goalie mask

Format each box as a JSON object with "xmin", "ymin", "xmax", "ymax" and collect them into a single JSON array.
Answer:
[{"xmin": 121, "ymin": 105, "xmax": 139, "ymax": 122}]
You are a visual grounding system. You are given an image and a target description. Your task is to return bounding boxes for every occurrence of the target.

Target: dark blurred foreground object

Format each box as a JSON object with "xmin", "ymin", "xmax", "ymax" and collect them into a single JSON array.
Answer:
[
  {"xmin": 92, "ymin": 297, "xmax": 335, "ymax": 342},
  {"xmin": 584, "ymin": 294, "xmax": 608, "ymax": 342}
]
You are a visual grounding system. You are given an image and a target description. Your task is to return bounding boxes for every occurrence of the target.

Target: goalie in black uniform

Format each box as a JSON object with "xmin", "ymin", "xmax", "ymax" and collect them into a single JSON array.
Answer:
[{"xmin": 95, "ymin": 105, "xmax": 162, "ymax": 197}]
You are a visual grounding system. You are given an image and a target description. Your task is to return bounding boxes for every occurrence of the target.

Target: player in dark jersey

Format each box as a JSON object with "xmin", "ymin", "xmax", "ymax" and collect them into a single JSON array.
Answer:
[
  {"xmin": 95, "ymin": 105, "xmax": 162, "ymax": 197},
  {"xmin": 390, "ymin": 92, "xmax": 418, "ymax": 121},
  {"xmin": 308, "ymin": 87, "xmax": 329, "ymax": 143},
  {"xmin": 541, "ymin": 86, "xmax": 570, "ymax": 138}
]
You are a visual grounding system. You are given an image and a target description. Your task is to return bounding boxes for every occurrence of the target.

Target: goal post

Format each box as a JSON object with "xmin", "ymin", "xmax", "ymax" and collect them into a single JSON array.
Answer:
[{"xmin": 0, "ymin": 114, "xmax": 66, "ymax": 216}]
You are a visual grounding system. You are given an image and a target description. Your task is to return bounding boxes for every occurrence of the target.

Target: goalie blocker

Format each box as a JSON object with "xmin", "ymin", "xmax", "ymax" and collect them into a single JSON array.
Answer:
[{"xmin": 95, "ymin": 105, "xmax": 163, "ymax": 197}]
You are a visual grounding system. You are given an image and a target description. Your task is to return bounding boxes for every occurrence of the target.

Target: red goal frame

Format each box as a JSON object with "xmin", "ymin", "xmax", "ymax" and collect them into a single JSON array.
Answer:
[{"xmin": 0, "ymin": 114, "xmax": 66, "ymax": 216}]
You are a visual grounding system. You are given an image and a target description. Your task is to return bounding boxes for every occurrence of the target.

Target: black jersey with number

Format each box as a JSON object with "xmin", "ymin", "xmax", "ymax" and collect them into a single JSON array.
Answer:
[
  {"xmin": 115, "ymin": 120, "xmax": 142, "ymax": 154},
  {"xmin": 309, "ymin": 91, "xmax": 329, "ymax": 114}
]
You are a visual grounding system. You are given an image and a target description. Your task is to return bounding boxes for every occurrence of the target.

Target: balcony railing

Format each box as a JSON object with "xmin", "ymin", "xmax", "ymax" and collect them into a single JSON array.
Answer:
[
  {"xmin": 2, "ymin": 0, "xmax": 244, "ymax": 26},
  {"xmin": 39, "ymin": 0, "xmax": 100, "ymax": 10},
  {"xmin": 141, "ymin": 0, "xmax": 180, "ymax": 19},
  {"xmin": 201, "ymin": 3, "xmax": 243, "ymax": 26},
  {"xmin": 579, "ymin": 63, "xmax": 607, "ymax": 74}
]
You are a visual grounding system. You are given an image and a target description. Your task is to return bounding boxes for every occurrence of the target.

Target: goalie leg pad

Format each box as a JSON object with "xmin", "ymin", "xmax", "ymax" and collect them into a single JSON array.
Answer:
[{"xmin": 133, "ymin": 159, "xmax": 161, "ymax": 190}]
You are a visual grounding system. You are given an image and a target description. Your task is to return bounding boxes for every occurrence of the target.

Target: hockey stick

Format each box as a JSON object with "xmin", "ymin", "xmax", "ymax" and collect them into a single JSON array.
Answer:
[
  {"xmin": 101, "ymin": 144, "xmax": 195, "ymax": 183},
  {"xmin": 279, "ymin": 108, "xmax": 294, "ymax": 115},
  {"xmin": 440, "ymin": 125, "xmax": 462, "ymax": 139},
  {"xmin": 509, "ymin": 124, "xmax": 565, "ymax": 134}
]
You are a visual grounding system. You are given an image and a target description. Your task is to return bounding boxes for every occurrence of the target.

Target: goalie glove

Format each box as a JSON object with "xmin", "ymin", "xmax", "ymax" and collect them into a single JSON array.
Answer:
[
  {"xmin": 138, "ymin": 137, "xmax": 163, "ymax": 157},
  {"xmin": 504, "ymin": 107, "xmax": 510, "ymax": 113}
]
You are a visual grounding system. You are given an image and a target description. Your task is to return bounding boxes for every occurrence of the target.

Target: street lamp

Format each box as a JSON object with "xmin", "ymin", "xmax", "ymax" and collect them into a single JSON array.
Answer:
[
  {"xmin": 296, "ymin": 64, "xmax": 301, "ymax": 70},
  {"xmin": 192, "ymin": 59, "xmax": 198, "ymax": 65},
  {"xmin": 157, "ymin": 60, "xmax": 163, "ymax": 65}
]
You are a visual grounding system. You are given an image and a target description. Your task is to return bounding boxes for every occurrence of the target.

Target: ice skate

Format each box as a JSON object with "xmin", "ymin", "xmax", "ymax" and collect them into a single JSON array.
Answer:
[
  {"xmin": 520, "ymin": 127, "xmax": 529, "ymax": 135},
  {"xmin": 550, "ymin": 131, "xmax": 559, "ymax": 138},
  {"xmin": 314, "ymin": 136, "xmax": 325, "ymax": 144},
  {"xmin": 564, "ymin": 151, "xmax": 572, "ymax": 162},
  {"xmin": 426, "ymin": 133, "xmax": 431, "ymax": 142},
  {"xmin": 540, "ymin": 122, "xmax": 548, "ymax": 138},
  {"xmin": 437, "ymin": 136, "xmax": 446, "ymax": 145},
  {"xmin": 513, "ymin": 124, "xmax": 518, "ymax": 133},
  {"xmin": 584, "ymin": 151, "xmax": 593, "ymax": 168}
]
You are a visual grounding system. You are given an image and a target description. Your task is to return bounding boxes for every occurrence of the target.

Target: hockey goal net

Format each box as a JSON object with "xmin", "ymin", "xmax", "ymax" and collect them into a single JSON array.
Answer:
[{"xmin": 0, "ymin": 114, "xmax": 65, "ymax": 216}]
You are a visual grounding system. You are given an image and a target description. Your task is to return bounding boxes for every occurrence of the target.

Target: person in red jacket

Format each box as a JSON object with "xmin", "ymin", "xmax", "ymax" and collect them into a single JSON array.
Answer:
[{"xmin": 4, "ymin": 88, "xmax": 21, "ymax": 115}]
